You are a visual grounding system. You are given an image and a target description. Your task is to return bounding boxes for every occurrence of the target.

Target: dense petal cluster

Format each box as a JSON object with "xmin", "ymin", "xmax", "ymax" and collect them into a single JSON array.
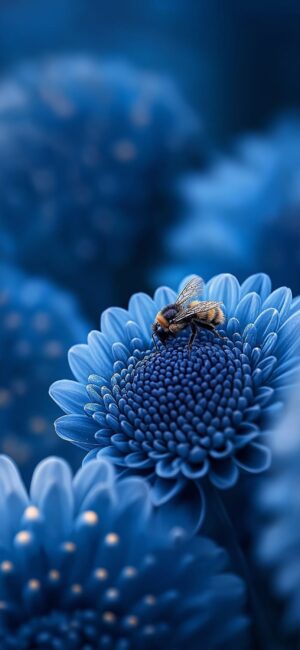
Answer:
[
  {"xmin": 0, "ymin": 264, "xmax": 88, "ymax": 480},
  {"xmin": 0, "ymin": 455, "xmax": 249, "ymax": 650},
  {"xmin": 51, "ymin": 273, "xmax": 300, "ymax": 521},
  {"xmin": 255, "ymin": 392, "xmax": 300, "ymax": 635},
  {"xmin": 157, "ymin": 116, "xmax": 300, "ymax": 294},
  {"xmin": 0, "ymin": 56, "xmax": 200, "ymax": 319}
]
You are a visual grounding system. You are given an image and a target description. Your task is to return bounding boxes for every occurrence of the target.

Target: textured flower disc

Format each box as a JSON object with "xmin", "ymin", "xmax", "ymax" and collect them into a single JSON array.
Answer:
[
  {"xmin": 0, "ymin": 455, "xmax": 249, "ymax": 650},
  {"xmin": 0, "ymin": 264, "xmax": 88, "ymax": 481},
  {"xmin": 51, "ymin": 273, "xmax": 300, "ymax": 521}
]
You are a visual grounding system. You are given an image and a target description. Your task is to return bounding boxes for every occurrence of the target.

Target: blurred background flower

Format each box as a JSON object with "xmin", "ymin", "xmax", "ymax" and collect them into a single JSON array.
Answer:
[
  {"xmin": 0, "ymin": 264, "xmax": 88, "ymax": 482},
  {"xmin": 158, "ymin": 115, "xmax": 300, "ymax": 295},
  {"xmin": 254, "ymin": 390, "xmax": 300, "ymax": 640},
  {"xmin": 0, "ymin": 55, "xmax": 201, "ymax": 322},
  {"xmin": 0, "ymin": 455, "xmax": 250, "ymax": 649}
]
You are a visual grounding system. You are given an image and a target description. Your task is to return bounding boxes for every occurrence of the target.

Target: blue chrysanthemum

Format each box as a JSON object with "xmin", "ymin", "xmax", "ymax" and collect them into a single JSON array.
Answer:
[
  {"xmin": 0, "ymin": 455, "xmax": 249, "ymax": 649},
  {"xmin": 0, "ymin": 56, "xmax": 200, "ymax": 320},
  {"xmin": 254, "ymin": 391, "xmax": 300, "ymax": 636},
  {"xmin": 157, "ymin": 116, "xmax": 300, "ymax": 295},
  {"xmin": 0, "ymin": 264, "xmax": 88, "ymax": 480},
  {"xmin": 50, "ymin": 273, "xmax": 300, "ymax": 523}
]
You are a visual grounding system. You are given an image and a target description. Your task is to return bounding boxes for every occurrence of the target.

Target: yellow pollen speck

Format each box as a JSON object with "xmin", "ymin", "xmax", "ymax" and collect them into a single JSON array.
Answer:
[
  {"xmin": 123, "ymin": 566, "xmax": 137, "ymax": 578},
  {"xmin": 82, "ymin": 511, "xmax": 98, "ymax": 525},
  {"xmin": 105, "ymin": 533, "xmax": 119, "ymax": 546},
  {"xmin": 106, "ymin": 588, "xmax": 119, "ymax": 600},
  {"xmin": 28, "ymin": 579, "xmax": 40, "ymax": 591},
  {"xmin": 127, "ymin": 615, "xmax": 139, "ymax": 627},
  {"xmin": 1, "ymin": 561, "xmax": 13, "ymax": 573},
  {"xmin": 71, "ymin": 584, "xmax": 82, "ymax": 594},
  {"xmin": 62, "ymin": 542, "xmax": 76, "ymax": 553},
  {"xmin": 95, "ymin": 568, "xmax": 108, "ymax": 580},
  {"xmin": 16, "ymin": 531, "xmax": 31, "ymax": 544},
  {"xmin": 145, "ymin": 594, "xmax": 156, "ymax": 605},
  {"xmin": 102, "ymin": 611, "xmax": 116, "ymax": 624},
  {"xmin": 49, "ymin": 570, "xmax": 60, "ymax": 581},
  {"xmin": 24, "ymin": 506, "xmax": 40, "ymax": 520}
]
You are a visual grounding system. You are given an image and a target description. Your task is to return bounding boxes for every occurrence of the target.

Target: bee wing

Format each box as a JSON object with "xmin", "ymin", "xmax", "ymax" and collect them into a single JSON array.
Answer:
[
  {"xmin": 172, "ymin": 301, "xmax": 222, "ymax": 323},
  {"xmin": 175, "ymin": 276, "xmax": 204, "ymax": 306}
]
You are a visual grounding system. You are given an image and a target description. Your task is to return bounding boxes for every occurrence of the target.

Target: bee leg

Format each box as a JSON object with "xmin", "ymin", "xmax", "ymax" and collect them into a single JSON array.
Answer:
[
  {"xmin": 199, "ymin": 322, "xmax": 226, "ymax": 340},
  {"xmin": 152, "ymin": 333, "xmax": 160, "ymax": 353},
  {"xmin": 188, "ymin": 322, "xmax": 198, "ymax": 354}
]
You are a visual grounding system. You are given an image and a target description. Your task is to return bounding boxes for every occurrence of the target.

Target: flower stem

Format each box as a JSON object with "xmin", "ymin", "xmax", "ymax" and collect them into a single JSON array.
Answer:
[{"xmin": 204, "ymin": 482, "xmax": 280, "ymax": 650}]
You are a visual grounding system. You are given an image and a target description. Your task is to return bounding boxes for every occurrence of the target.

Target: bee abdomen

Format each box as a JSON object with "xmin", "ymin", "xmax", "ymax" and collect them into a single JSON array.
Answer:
[{"xmin": 212, "ymin": 306, "xmax": 225, "ymax": 326}]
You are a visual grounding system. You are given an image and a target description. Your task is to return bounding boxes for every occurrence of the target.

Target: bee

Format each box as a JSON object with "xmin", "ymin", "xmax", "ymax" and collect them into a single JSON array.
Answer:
[{"xmin": 152, "ymin": 276, "xmax": 225, "ymax": 351}]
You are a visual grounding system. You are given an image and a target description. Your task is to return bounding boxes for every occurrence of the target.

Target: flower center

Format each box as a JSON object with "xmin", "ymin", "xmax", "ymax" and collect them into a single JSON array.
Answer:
[{"xmin": 107, "ymin": 333, "xmax": 257, "ymax": 460}]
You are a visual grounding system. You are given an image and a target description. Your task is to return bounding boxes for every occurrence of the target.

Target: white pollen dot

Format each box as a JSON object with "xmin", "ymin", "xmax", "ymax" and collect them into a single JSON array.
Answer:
[
  {"xmin": 24, "ymin": 506, "xmax": 40, "ymax": 520},
  {"xmin": 144, "ymin": 594, "xmax": 156, "ymax": 606},
  {"xmin": 123, "ymin": 566, "xmax": 137, "ymax": 578},
  {"xmin": 82, "ymin": 510, "xmax": 98, "ymax": 525},
  {"xmin": 1, "ymin": 561, "xmax": 13, "ymax": 573},
  {"xmin": 102, "ymin": 611, "xmax": 116, "ymax": 624},
  {"xmin": 28, "ymin": 579, "xmax": 40, "ymax": 591},
  {"xmin": 49, "ymin": 570, "xmax": 60, "ymax": 581},
  {"xmin": 71, "ymin": 584, "xmax": 82, "ymax": 594},
  {"xmin": 95, "ymin": 568, "xmax": 108, "ymax": 580},
  {"xmin": 105, "ymin": 533, "xmax": 119, "ymax": 546},
  {"xmin": 16, "ymin": 531, "xmax": 31, "ymax": 544},
  {"xmin": 62, "ymin": 542, "xmax": 76, "ymax": 553},
  {"xmin": 106, "ymin": 588, "xmax": 119, "ymax": 600},
  {"xmin": 126, "ymin": 615, "xmax": 139, "ymax": 627}
]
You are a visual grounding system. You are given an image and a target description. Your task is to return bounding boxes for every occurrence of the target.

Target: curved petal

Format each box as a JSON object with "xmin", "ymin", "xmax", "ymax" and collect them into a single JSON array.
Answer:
[
  {"xmin": 150, "ymin": 475, "xmax": 186, "ymax": 506},
  {"xmin": 87, "ymin": 330, "xmax": 113, "ymax": 378},
  {"xmin": 235, "ymin": 292, "xmax": 261, "ymax": 330},
  {"xmin": 54, "ymin": 414, "xmax": 98, "ymax": 448},
  {"xmin": 209, "ymin": 458, "xmax": 239, "ymax": 490},
  {"xmin": 128, "ymin": 293, "xmax": 156, "ymax": 343},
  {"xmin": 154, "ymin": 480, "xmax": 205, "ymax": 535},
  {"xmin": 254, "ymin": 308, "xmax": 279, "ymax": 343},
  {"xmin": 235, "ymin": 442, "xmax": 271, "ymax": 473},
  {"xmin": 206, "ymin": 274, "xmax": 240, "ymax": 316},
  {"xmin": 100, "ymin": 307, "xmax": 129, "ymax": 344},
  {"xmin": 49, "ymin": 380, "xmax": 88, "ymax": 415},
  {"xmin": 73, "ymin": 459, "xmax": 115, "ymax": 512},
  {"xmin": 154, "ymin": 286, "xmax": 177, "ymax": 309},
  {"xmin": 263, "ymin": 287, "xmax": 292, "ymax": 320},
  {"xmin": 68, "ymin": 344, "xmax": 94, "ymax": 383},
  {"xmin": 241, "ymin": 274, "xmax": 271, "ymax": 302}
]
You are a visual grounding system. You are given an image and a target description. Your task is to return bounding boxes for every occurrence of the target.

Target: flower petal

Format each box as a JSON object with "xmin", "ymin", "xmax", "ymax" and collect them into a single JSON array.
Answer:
[
  {"xmin": 55, "ymin": 414, "xmax": 97, "ymax": 448},
  {"xmin": 235, "ymin": 292, "xmax": 261, "ymax": 330},
  {"xmin": 206, "ymin": 273, "xmax": 240, "ymax": 316},
  {"xmin": 154, "ymin": 286, "xmax": 177, "ymax": 309},
  {"xmin": 100, "ymin": 307, "xmax": 129, "ymax": 344},
  {"xmin": 235, "ymin": 442, "xmax": 271, "ymax": 473},
  {"xmin": 209, "ymin": 458, "xmax": 239, "ymax": 489},
  {"xmin": 68, "ymin": 344, "xmax": 94, "ymax": 383},
  {"xmin": 49, "ymin": 380, "xmax": 88, "ymax": 415},
  {"xmin": 150, "ymin": 475, "xmax": 186, "ymax": 506},
  {"xmin": 87, "ymin": 330, "xmax": 113, "ymax": 377},
  {"xmin": 128, "ymin": 293, "xmax": 156, "ymax": 343},
  {"xmin": 241, "ymin": 273, "xmax": 271, "ymax": 302}
]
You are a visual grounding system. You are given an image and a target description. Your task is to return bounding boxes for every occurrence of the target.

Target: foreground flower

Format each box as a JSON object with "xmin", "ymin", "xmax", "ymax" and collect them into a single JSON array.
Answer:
[
  {"xmin": 157, "ymin": 115, "xmax": 300, "ymax": 295},
  {"xmin": 0, "ymin": 455, "xmax": 249, "ymax": 649},
  {"xmin": 0, "ymin": 264, "xmax": 88, "ymax": 480},
  {"xmin": 51, "ymin": 273, "xmax": 300, "ymax": 522},
  {"xmin": 254, "ymin": 390, "xmax": 300, "ymax": 636},
  {"xmin": 0, "ymin": 55, "xmax": 200, "ymax": 320}
]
